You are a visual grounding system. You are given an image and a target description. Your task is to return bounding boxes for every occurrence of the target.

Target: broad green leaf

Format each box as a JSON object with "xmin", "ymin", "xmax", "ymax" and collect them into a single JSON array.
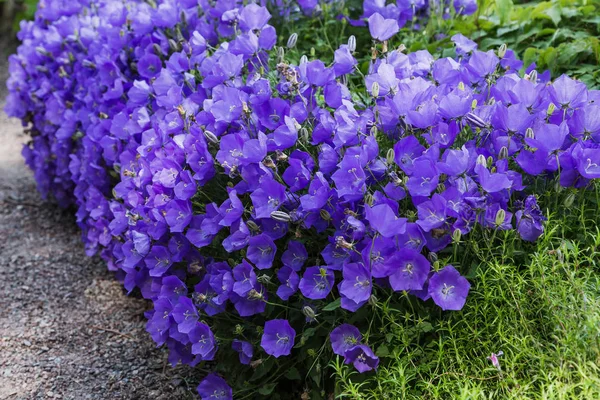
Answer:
[
  {"xmin": 258, "ymin": 383, "xmax": 278, "ymax": 395},
  {"xmin": 322, "ymin": 298, "xmax": 341, "ymax": 311},
  {"xmin": 285, "ymin": 367, "xmax": 302, "ymax": 381},
  {"xmin": 495, "ymin": 0, "xmax": 514, "ymax": 25},
  {"xmin": 545, "ymin": 5, "xmax": 562, "ymax": 25}
]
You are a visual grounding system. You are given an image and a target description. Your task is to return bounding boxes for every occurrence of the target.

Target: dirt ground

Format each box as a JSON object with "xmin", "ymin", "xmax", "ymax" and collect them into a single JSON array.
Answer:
[{"xmin": 0, "ymin": 51, "xmax": 200, "ymax": 400}]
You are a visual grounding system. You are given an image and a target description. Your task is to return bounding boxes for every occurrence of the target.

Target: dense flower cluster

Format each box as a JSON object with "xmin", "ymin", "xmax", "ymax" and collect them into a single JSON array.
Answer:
[{"xmin": 7, "ymin": 0, "xmax": 600, "ymax": 397}]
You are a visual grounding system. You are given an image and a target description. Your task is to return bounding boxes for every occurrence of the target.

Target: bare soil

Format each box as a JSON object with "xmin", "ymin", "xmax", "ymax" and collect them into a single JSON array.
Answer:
[{"xmin": 0, "ymin": 54, "xmax": 199, "ymax": 400}]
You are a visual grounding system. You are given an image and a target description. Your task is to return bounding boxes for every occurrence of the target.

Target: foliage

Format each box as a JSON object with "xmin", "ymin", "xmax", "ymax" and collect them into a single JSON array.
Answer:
[
  {"xmin": 334, "ymin": 183, "xmax": 600, "ymax": 399},
  {"xmin": 5, "ymin": 0, "xmax": 600, "ymax": 399}
]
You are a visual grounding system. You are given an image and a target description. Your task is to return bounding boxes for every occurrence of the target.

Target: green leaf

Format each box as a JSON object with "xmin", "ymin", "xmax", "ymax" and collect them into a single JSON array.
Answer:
[
  {"xmin": 545, "ymin": 5, "xmax": 562, "ymax": 26},
  {"xmin": 419, "ymin": 322, "xmax": 434, "ymax": 333},
  {"xmin": 250, "ymin": 357, "xmax": 276, "ymax": 382},
  {"xmin": 376, "ymin": 344, "xmax": 390, "ymax": 358},
  {"xmin": 258, "ymin": 383, "xmax": 278, "ymax": 395},
  {"xmin": 285, "ymin": 367, "xmax": 302, "ymax": 381},
  {"xmin": 322, "ymin": 298, "xmax": 341, "ymax": 311},
  {"xmin": 495, "ymin": 0, "xmax": 514, "ymax": 25}
]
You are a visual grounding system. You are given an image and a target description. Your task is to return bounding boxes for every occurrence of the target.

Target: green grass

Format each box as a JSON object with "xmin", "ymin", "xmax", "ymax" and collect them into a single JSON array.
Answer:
[{"xmin": 332, "ymin": 187, "xmax": 600, "ymax": 399}]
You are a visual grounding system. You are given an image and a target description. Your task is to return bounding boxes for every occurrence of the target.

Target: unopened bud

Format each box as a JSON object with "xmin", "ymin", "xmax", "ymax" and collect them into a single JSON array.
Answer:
[
  {"xmin": 386, "ymin": 148, "xmax": 395, "ymax": 165},
  {"xmin": 498, "ymin": 43, "xmax": 507, "ymax": 58},
  {"xmin": 168, "ymin": 39, "xmax": 180, "ymax": 52},
  {"xmin": 397, "ymin": 44, "xmax": 406, "ymax": 52},
  {"xmin": 302, "ymin": 305, "xmax": 317, "ymax": 320},
  {"xmin": 525, "ymin": 127, "xmax": 534, "ymax": 139},
  {"xmin": 547, "ymin": 102, "xmax": 556, "ymax": 116},
  {"xmin": 300, "ymin": 55, "xmax": 308, "ymax": 64},
  {"xmin": 246, "ymin": 220, "xmax": 260, "ymax": 232},
  {"xmin": 471, "ymin": 99, "xmax": 478, "ymax": 110},
  {"xmin": 235, "ymin": 324, "xmax": 244, "ymax": 335},
  {"xmin": 368, "ymin": 294, "xmax": 378, "ymax": 307},
  {"xmin": 466, "ymin": 112, "xmax": 487, "ymax": 129},
  {"xmin": 371, "ymin": 81, "xmax": 380, "ymax": 98},
  {"xmin": 452, "ymin": 228, "xmax": 461, "ymax": 243},
  {"xmin": 277, "ymin": 46, "xmax": 285, "ymax": 63},
  {"xmin": 271, "ymin": 211, "xmax": 291, "ymax": 222},
  {"xmin": 476, "ymin": 154, "xmax": 487, "ymax": 166},
  {"xmin": 319, "ymin": 209, "xmax": 331, "ymax": 221},
  {"xmin": 300, "ymin": 127, "xmax": 309, "ymax": 141},
  {"xmin": 487, "ymin": 156, "xmax": 494, "ymax": 167},
  {"xmin": 428, "ymin": 252, "xmax": 438, "ymax": 263},
  {"xmin": 348, "ymin": 35, "xmax": 356, "ymax": 53},
  {"xmin": 499, "ymin": 146, "xmax": 509, "ymax": 160},
  {"xmin": 529, "ymin": 70, "xmax": 538, "ymax": 83},
  {"xmin": 370, "ymin": 125, "xmax": 378, "ymax": 139},
  {"xmin": 458, "ymin": 81, "xmax": 465, "ymax": 91},
  {"xmin": 564, "ymin": 192, "xmax": 575, "ymax": 208},
  {"xmin": 203, "ymin": 130, "xmax": 219, "ymax": 144},
  {"xmin": 287, "ymin": 33, "xmax": 298, "ymax": 49},
  {"xmin": 82, "ymin": 59, "xmax": 96, "ymax": 69},
  {"xmin": 310, "ymin": 47, "xmax": 315, "ymax": 57},
  {"xmin": 495, "ymin": 209, "xmax": 506, "ymax": 226}
]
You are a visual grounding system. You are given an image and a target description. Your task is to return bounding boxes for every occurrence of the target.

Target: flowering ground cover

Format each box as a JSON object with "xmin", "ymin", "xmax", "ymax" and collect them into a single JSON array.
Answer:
[{"xmin": 5, "ymin": 0, "xmax": 600, "ymax": 398}]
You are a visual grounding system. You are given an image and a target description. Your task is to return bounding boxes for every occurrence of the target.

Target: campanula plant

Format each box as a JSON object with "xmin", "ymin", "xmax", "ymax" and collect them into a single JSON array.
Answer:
[{"xmin": 6, "ymin": 0, "xmax": 600, "ymax": 398}]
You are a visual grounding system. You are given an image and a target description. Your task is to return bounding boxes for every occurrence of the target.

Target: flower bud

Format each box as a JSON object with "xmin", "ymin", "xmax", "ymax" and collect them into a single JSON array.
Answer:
[
  {"xmin": 476, "ymin": 154, "xmax": 487, "ymax": 166},
  {"xmin": 310, "ymin": 47, "xmax": 315, "ymax": 57},
  {"xmin": 300, "ymin": 55, "xmax": 308, "ymax": 64},
  {"xmin": 370, "ymin": 125, "xmax": 378, "ymax": 139},
  {"xmin": 386, "ymin": 148, "xmax": 395, "ymax": 165},
  {"xmin": 371, "ymin": 81, "xmax": 380, "ymax": 98},
  {"xmin": 529, "ymin": 70, "xmax": 538, "ymax": 83},
  {"xmin": 307, "ymin": 348, "xmax": 316, "ymax": 357},
  {"xmin": 277, "ymin": 46, "xmax": 285, "ymax": 63},
  {"xmin": 564, "ymin": 192, "xmax": 575, "ymax": 208},
  {"xmin": 168, "ymin": 39, "xmax": 180, "ymax": 52},
  {"xmin": 458, "ymin": 81, "xmax": 465, "ymax": 91},
  {"xmin": 495, "ymin": 209, "xmax": 506, "ymax": 227},
  {"xmin": 499, "ymin": 146, "xmax": 509, "ymax": 160},
  {"xmin": 428, "ymin": 252, "xmax": 438, "ymax": 263},
  {"xmin": 348, "ymin": 35, "xmax": 356, "ymax": 53},
  {"xmin": 452, "ymin": 228, "xmax": 461, "ymax": 243},
  {"xmin": 471, "ymin": 99, "xmax": 478, "ymax": 110},
  {"xmin": 487, "ymin": 156, "xmax": 494, "ymax": 167},
  {"xmin": 287, "ymin": 33, "xmax": 298, "ymax": 49},
  {"xmin": 547, "ymin": 102, "xmax": 556, "ymax": 116},
  {"xmin": 319, "ymin": 209, "xmax": 331, "ymax": 221},
  {"xmin": 235, "ymin": 324, "xmax": 244, "ymax": 335},
  {"xmin": 152, "ymin": 43, "xmax": 163, "ymax": 56},
  {"xmin": 525, "ymin": 127, "xmax": 534, "ymax": 139},
  {"xmin": 368, "ymin": 294, "xmax": 378, "ymax": 307},
  {"xmin": 203, "ymin": 130, "xmax": 219, "ymax": 144},
  {"xmin": 300, "ymin": 127, "xmax": 310, "ymax": 141},
  {"xmin": 302, "ymin": 305, "xmax": 317, "ymax": 320},
  {"xmin": 271, "ymin": 211, "xmax": 291, "ymax": 222},
  {"xmin": 397, "ymin": 44, "xmax": 406, "ymax": 52},
  {"xmin": 246, "ymin": 220, "xmax": 260, "ymax": 232},
  {"xmin": 82, "ymin": 59, "xmax": 96, "ymax": 69},
  {"xmin": 498, "ymin": 43, "xmax": 507, "ymax": 58},
  {"xmin": 466, "ymin": 112, "xmax": 487, "ymax": 129}
]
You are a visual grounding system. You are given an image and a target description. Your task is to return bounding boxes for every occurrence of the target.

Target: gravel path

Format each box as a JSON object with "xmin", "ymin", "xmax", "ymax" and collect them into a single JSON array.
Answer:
[{"xmin": 0, "ymin": 56, "xmax": 199, "ymax": 400}]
